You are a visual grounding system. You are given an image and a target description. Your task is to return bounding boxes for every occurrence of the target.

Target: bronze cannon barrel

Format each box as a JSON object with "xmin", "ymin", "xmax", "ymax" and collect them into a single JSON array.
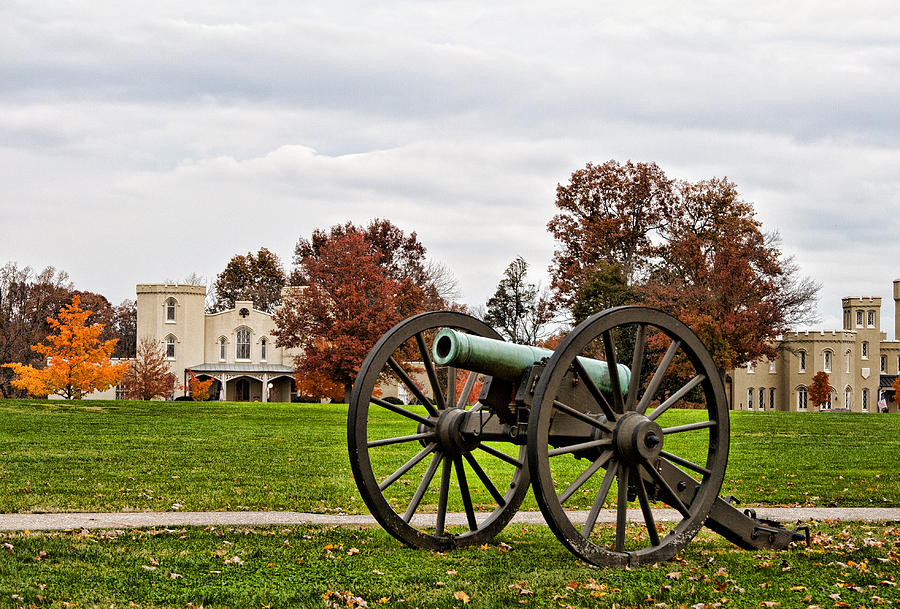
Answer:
[{"xmin": 432, "ymin": 328, "xmax": 630, "ymax": 394}]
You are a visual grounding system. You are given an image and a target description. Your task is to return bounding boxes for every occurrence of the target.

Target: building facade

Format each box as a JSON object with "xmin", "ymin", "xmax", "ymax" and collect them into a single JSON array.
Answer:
[
  {"xmin": 729, "ymin": 281, "xmax": 900, "ymax": 413},
  {"xmin": 96, "ymin": 283, "xmax": 301, "ymax": 401}
]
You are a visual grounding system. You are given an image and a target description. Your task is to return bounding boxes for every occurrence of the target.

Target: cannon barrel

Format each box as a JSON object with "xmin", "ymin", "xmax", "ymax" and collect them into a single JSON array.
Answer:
[{"xmin": 432, "ymin": 328, "xmax": 630, "ymax": 394}]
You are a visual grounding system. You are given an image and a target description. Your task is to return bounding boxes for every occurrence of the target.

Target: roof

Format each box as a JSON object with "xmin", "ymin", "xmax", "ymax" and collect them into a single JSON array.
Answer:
[
  {"xmin": 880, "ymin": 375, "xmax": 898, "ymax": 388},
  {"xmin": 186, "ymin": 363, "xmax": 295, "ymax": 374}
]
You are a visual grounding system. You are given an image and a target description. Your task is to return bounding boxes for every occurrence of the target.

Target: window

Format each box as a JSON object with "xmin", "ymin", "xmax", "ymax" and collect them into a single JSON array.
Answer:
[
  {"xmin": 798, "ymin": 350, "xmax": 806, "ymax": 373},
  {"xmin": 219, "ymin": 337, "xmax": 227, "ymax": 362},
  {"xmin": 747, "ymin": 361, "xmax": 755, "ymax": 374},
  {"xmin": 823, "ymin": 350, "xmax": 832, "ymax": 373},
  {"xmin": 868, "ymin": 310, "xmax": 876, "ymax": 327},
  {"xmin": 862, "ymin": 341, "xmax": 869, "ymax": 360},
  {"xmin": 881, "ymin": 355, "xmax": 887, "ymax": 373},
  {"xmin": 846, "ymin": 351, "xmax": 852, "ymax": 374},
  {"xmin": 115, "ymin": 384, "xmax": 128, "ymax": 400},
  {"xmin": 845, "ymin": 387, "xmax": 852, "ymax": 409},
  {"xmin": 822, "ymin": 390, "xmax": 832, "ymax": 410},
  {"xmin": 166, "ymin": 298, "xmax": 177, "ymax": 322},
  {"xmin": 769, "ymin": 387, "xmax": 776, "ymax": 410},
  {"xmin": 165, "ymin": 335, "xmax": 176, "ymax": 359},
  {"xmin": 857, "ymin": 310, "xmax": 864, "ymax": 327},
  {"xmin": 797, "ymin": 387, "xmax": 808, "ymax": 411},
  {"xmin": 769, "ymin": 360, "xmax": 776, "ymax": 374},
  {"xmin": 261, "ymin": 337, "xmax": 267, "ymax": 362},
  {"xmin": 747, "ymin": 388, "xmax": 754, "ymax": 410},
  {"xmin": 862, "ymin": 388, "xmax": 869, "ymax": 411},
  {"xmin": 759, "ymin": 387, "xmax": 765, "ymax": 410},
  {"xmin": 236, "ymin": 328, "xmax": 251, "ymax": 360}
]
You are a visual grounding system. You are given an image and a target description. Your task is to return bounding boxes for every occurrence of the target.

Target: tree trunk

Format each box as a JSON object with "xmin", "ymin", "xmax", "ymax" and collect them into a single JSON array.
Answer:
[{"xmin": 343, "ymin": 382, "xmax": 352, "ymax": 405}]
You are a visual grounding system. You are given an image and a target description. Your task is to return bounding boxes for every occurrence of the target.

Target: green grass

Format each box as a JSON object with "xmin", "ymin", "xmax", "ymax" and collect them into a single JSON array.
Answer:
[
  {"xmin": 1, "ymin": 522, "xmax": 899, "ymax": 608},
  {"xmin": 0, "ymin": 399, "xmax": 899, "ymax": 514}
]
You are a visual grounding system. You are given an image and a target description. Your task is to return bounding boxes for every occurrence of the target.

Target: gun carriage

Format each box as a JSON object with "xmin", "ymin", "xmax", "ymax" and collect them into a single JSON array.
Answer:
[{"xmin": 348, "ymin": 307, "xmax": 807, "ymax": 567}]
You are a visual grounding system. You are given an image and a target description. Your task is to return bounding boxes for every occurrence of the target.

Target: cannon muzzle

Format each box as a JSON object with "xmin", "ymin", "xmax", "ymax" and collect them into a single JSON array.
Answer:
[{"xmin": 432, "ymin": 329, "xmax": 630, "ymax": 394}]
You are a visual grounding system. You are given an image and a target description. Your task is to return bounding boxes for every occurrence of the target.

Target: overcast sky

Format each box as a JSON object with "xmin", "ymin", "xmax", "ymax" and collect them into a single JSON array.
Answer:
[{"xmin": 2, "ymin": 1, "xmax": 899, "ymax": 336}]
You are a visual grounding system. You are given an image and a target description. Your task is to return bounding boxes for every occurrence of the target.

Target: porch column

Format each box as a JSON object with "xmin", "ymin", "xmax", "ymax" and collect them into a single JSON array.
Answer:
[{"xmin": 262, "ymin": 373, "xmax": 269, "ymax": 403}]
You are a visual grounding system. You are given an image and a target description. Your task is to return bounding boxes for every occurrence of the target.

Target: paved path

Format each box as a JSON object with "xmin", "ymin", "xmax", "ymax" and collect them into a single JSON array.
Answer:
[{"xmin": 2, "ymin": 507, "xmax": 899, "ymax": 532}]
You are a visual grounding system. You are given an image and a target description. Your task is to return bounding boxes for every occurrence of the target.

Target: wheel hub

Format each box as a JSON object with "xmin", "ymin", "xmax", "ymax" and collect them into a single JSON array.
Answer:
[
  {"xmin": 613, "ymin": 411, "xmax": 664, "ymax": 463},
  {"xmin": 434, "ymin": 408, "xmax": 478, "ymax": 454}
]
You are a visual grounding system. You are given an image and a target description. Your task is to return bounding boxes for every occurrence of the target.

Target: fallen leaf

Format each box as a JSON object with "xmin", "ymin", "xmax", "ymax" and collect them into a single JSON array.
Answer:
[{"xmin": 454, "ymin": 591, "xmax": 470, "ymax": 604}]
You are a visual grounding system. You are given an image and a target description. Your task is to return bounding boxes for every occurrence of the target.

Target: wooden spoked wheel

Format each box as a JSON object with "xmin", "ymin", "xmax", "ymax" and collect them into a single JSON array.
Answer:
[
  {"xmin": 527, "ymin": 307, "xmax": 729, "ymax": 567},
  {"xmin": 348, "ymin": 311, "xmax": 529, "ymax": 550}
]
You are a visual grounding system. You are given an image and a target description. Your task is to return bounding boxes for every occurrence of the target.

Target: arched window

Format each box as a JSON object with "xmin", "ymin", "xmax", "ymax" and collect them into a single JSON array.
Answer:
[
  {"xmin": 862, "ymin": 388, "xmax": 869, "ymax": 411},
  {"xmin": 219, "ymin": 337, "xmax": 227, "ymax": 362},
  {"xmin": 798, "ymin": 350, "xmax": 807, "ymax": 373},
  {"xmin": 236, "ymin": 328, "xmax": 251, "ymax": 360},
  {"xmin": 881, "ymin": 355, "xmax": 887, "ymax": 373},
  {"xmin": 846, "ymin": 351, "xmax": 852, "ymax": 374},
  {"xmin": 747, "ymin": 388, "xmax": 754, "ymax": 410},
  {"xmin": 796, "ymin": 386, "xmax": 808, "ymax": 411},
  {"xmin": 862, "ymin": 341, "xmax": 869, "ymax": 360},
  {"xmin": 759, "ymin": 387, "xmax": 765, "ymax": 410},
  {"xmin": 844, "ymin": 387, "xmax": 852, "ymax": 409},
  {"xmin": 166, "ymin": 298, "xmax": 177, "ymax": 322},
  {"xmin": 823, "ymin": 350, "xmax": 832, "ymax": 373},
  {"xmin": 769, "ymin": 387, "xmax": 776, "ymax": 410},
  {"xmin": 165, "ymin": 335, "xmax": 176, "ymax": 359},
  {"xmin": 260, "ymin": 337, "xmax": 267, "ymax": 362}
]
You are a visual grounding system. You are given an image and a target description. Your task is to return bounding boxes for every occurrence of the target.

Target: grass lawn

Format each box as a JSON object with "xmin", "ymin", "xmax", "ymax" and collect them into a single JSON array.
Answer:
[
  {"xmin": 1, "ymin": 522, "xmax": 899, "ymax": 608},
  {"xmin": 1, "ymin": 399, "xmax": 899, "ymax": 514},
  {"xmin": 2, "ymin": 399, "xmax": 900, "ymax": 607}
]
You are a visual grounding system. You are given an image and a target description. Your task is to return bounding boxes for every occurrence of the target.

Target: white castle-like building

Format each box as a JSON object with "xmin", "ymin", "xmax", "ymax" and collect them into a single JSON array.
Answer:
[
  {"xmin": 97, "ymin": 284, "xmax": 302, "ymax": 402},
  {"xmin": 728, "ymin": 280, "xmax": 900, "ymax": 413}
]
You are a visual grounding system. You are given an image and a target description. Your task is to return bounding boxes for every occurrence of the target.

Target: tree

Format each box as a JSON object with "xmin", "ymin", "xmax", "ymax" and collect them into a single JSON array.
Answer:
[
  {"xmin": 0, "ymin": 262, "xmax": 74, "ymax": 397},
  {"xmin": 808, "ymin": 371, "xmax": 831, "ymax": 410},
  {"xmin": 892, "ymin": 376, "xmax": 900, "ymax": 407},
  {"xmin": 212, "ymin": 248, "xmax": 287, "ymax": 313},
  {"xmin": 484, "ymin": 256, "xmax": 552, "ymax": 344},
  {"xmin": 274, "ymin": 230, "xmax": 427, "ymax": 403},
  {"xmin": 548, "ymin": 161, "xmax": 819, "ymax": 373},
  {"xmin": 186, "ymin": 369, "xmax": 214, "ymax": 401},
  {"xmin": 3, "ymin": 296, "xmax": 129, "ymax": 399},
  {"xmin": 122, "ymin": 337, "xmax": 176, "ymax": 400},
  {"xmin": 291, "ymin": 219, "xmax": 448, "ymax": 310},
  {"xmin": 548, "ymin": 160, "xmax": 675, "ymax": 312},
  {"xmin": 110, "ymin": 299, "xmax": 137, "ymax": 359}
]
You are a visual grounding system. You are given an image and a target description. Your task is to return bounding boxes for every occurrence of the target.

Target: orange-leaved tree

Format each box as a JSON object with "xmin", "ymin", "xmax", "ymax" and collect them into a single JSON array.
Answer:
[
  {"xmin": 2, "ymin": 296, "xmax": 129, "ymax": 399},
  {"xmin": 122, "ymin": 337, "xmax": 176, "ymax": 400},
  {"xmin": 808, "ymin": 371, "xmax": 831, "ymax": 410},
  {"xmin": 892, "ymin": 376, "xmax": 900, "ymax": 406},
  {"xmin": 186, "ymin": 369, "xmax": 214, "ymax": 401}
]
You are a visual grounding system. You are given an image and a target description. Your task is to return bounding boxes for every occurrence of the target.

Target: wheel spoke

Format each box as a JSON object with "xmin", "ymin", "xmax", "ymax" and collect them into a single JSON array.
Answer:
[
  {"xmin": 625, "ymin": 324, "xmax": 646, "ymax": 411},
  {"xmin": 435, "ymin": 456, "xmax": 452, "ymax": 536},
  {"xmin": 573, "ymin": 359, "xmax": 617, "ymax": 422},
  {"xmin": 662, "ymin": 420, "xmax": 715, "ymax": 435},
  {"xmin": 403, "ymin": 452, "xmax": 443, "ymax": 523},
  {"xmin": 558, "ymin": 450, "xmax": 613, "ymax": 504},
  {"xmin": 634, "ymin": 466, "xmax": 660, "ymax": 547},
  {"xmin": 641, "ymin": 461, "xmax": 691, "ymax": 518},
  {"xmin": 464, "ymin": 452, "xmax": 507, "ymax": 507},
  {"xmin": 456, "ymin": 371, "xmax": 478, "ymax": 409},
  {"xmin": 367, "ymin": 431, "xmax": 435, "ymax": 448},
  {"xmin": 660, "ymin": 450, "xmax": 712, "ymax": 476},
  {"xmin": 477, "ymin": 443, "xmax": 523, "ymax": 468},
  {"xmin": 583, "ymin": 459, "xmax": 618, "ymax": 537},
  {"xmin": 548, "ymin": 438, "xmax": 612, "ymax": 457},
  {"xmin": 371, "ymin": 397, "xmax": 435, "ymax": 427},
  {"xmin": 378, "ymin": 443, "xmax": 437, "ymax": 491},
  {"xmin": 447, "ymin": 367, "xmax": 457, "ymax": 409},
  {"xmin": 416, "ymin": 332, "xmax": 446, "ymax": 411},
  {"xmin": 388, "ymin": 356, "xmax": 438, "ymax": 417},
  {"xmin": 602, "ymin": 330, "xmax": 625, "ymax": 413},
  {"xmin": 647, "ymin": 375, "xmax": 705, "ymax": 421},
  {"xmin": 552, "ymin": 400, "xmax": 614, "ymax": 432},
  {"xmin": 455, "ymin": 456, "xmax": 478, "ymax": 531},
  {"xmin": 614, "ymin": 462, "xmax": 630, "ymax": 552},
  {"xmin": 636, "ymin": 340, "xmax": 681, "ymax": 415}
]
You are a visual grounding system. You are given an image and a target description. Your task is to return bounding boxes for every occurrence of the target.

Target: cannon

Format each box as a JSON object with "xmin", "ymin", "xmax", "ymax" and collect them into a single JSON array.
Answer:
[{"xmin": 348, "ymin": 307, "xmax": 807, "ymax": 567}]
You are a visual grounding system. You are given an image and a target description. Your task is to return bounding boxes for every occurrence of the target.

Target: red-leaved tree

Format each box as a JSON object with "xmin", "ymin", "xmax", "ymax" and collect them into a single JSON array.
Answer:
[
  {"xmin": 274, "ymin": 230, "xmax": 427, "ymax": 403},
  {"xmin": 808, "ymin": 371, "xmax": 831, "ymax": 410},
  {"xmin": 122, "ymin": 337, "xmax": 176, "ymax": 400}
]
